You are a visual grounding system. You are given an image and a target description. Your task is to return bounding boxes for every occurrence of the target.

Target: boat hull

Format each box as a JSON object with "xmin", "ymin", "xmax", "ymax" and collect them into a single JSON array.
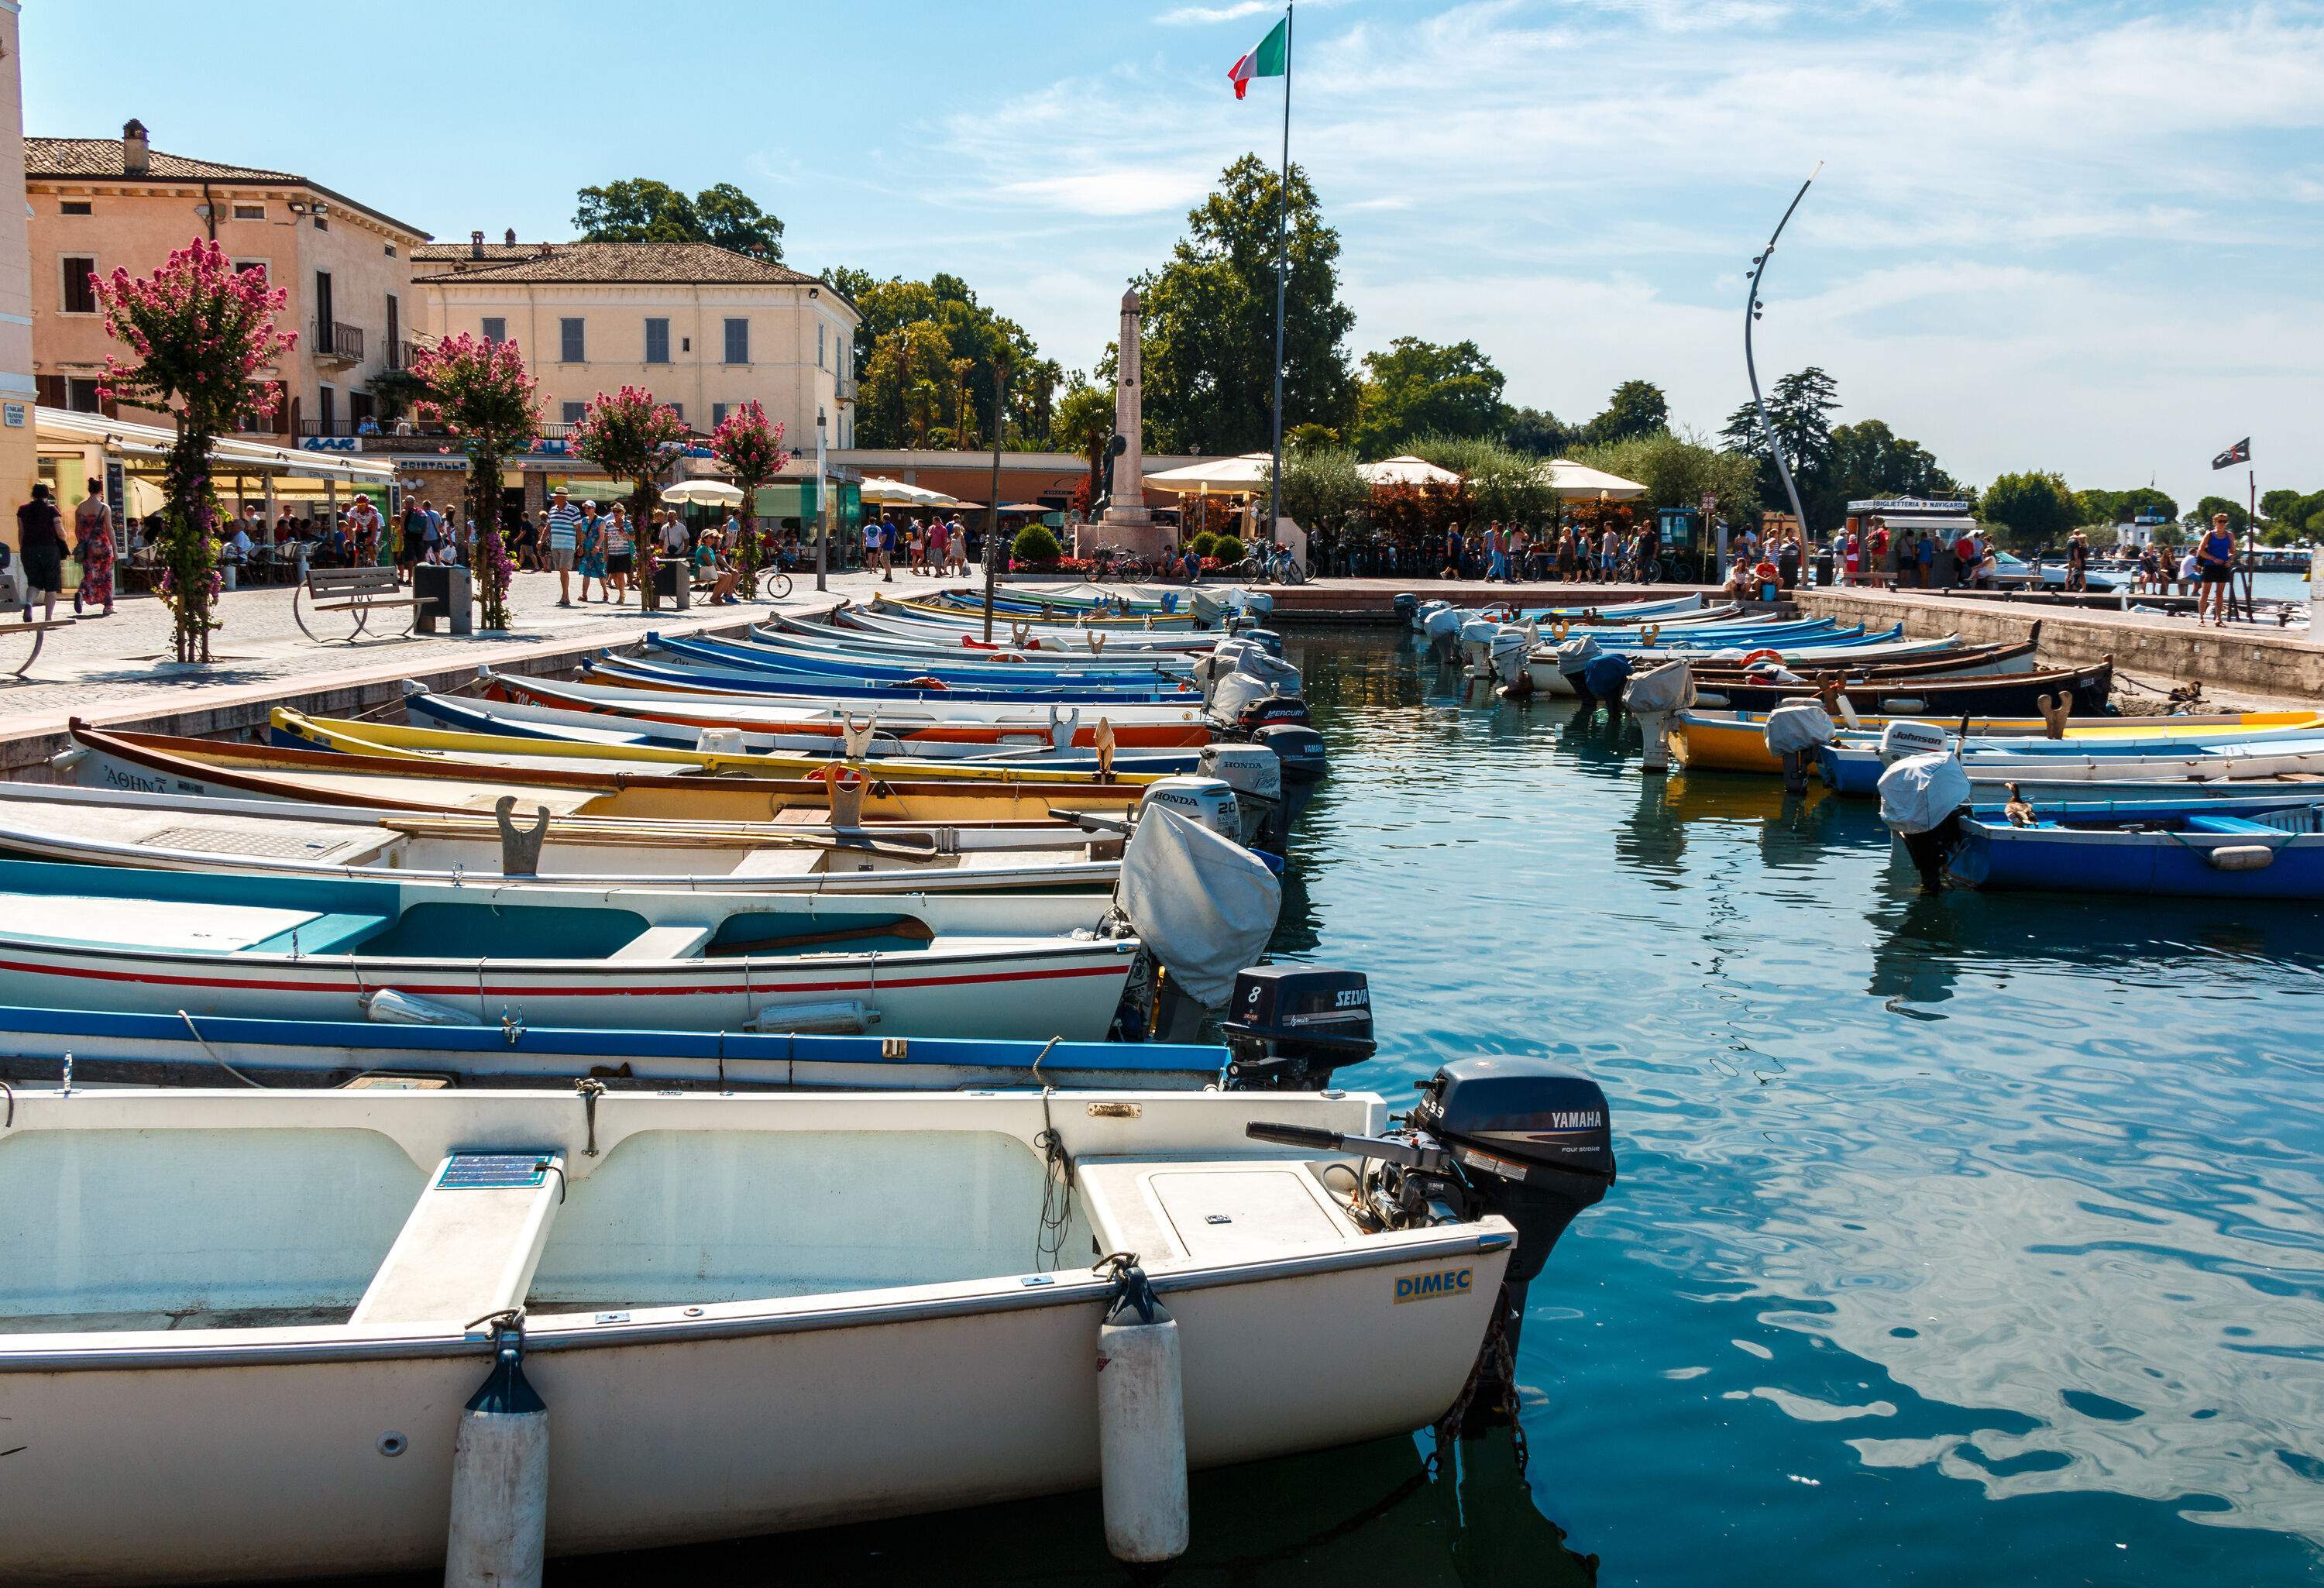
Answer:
[{"xmin": 1951, "ymin": 820, "xmax": 2324, "ymax": 899}]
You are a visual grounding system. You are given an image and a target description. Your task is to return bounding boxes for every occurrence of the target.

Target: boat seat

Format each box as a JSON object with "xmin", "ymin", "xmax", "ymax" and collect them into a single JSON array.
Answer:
[
  {"xmin": 608, "ymin": 923, "xmax": 718, "ymax": 961},
  {"xmin": 1075, "ymin": 1156, "xmax": 1367, "ymax": 1266},
  {"xmin": 2185, "ymin": 814, "xmax": 2280, "ymax": 836},
  {"xmin": 249, "ymin": 911, "xmax": 393, "ymax": 956},
  {"xmin": 351, "ymin": 1150, "xmax": 566, "ymax": 1327}
]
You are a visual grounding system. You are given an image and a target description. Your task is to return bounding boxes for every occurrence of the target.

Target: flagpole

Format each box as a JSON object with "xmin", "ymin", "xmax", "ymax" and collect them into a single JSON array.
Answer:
[{"xmin": 1267, "ymin": 2, "xmax": 1293, "ymax": 550}]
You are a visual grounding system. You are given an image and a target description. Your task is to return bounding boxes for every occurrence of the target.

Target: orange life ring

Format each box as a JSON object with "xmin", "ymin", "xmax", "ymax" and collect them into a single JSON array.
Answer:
[{"xmin": 1739, "ymin": 648, "xmax": 1783, "ymax": 668}]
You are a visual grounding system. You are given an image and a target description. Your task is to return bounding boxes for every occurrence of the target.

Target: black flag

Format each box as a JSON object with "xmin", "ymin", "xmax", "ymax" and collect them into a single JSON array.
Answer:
[{"xmin": 2212, "ymin": 438, "xmax": 2251, "ymax": 469}]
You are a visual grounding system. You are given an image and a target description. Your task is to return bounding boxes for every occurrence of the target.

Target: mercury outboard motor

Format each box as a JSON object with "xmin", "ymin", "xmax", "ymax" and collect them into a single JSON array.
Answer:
[
  {"xmin": 1219, "ymin": 966, "xmax": 1375, "ymax": 1088},
  {"xmin": 1252, "ymin": 722, "xmax": 1326, "ymax": 827},
  {"xmin": 1247, "ymin": 1054, "xmax": 1614, "ymax": 1428}
]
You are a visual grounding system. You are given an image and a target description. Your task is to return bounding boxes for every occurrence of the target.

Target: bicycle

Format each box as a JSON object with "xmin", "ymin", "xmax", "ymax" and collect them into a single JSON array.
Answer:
[
  {"xmin": 1091, "ymin": 546, "xmax": 1153, "ymax": 583},
  {"xmin": 754, "ymin": 565, "xmax": 793, "ymax": 602}
]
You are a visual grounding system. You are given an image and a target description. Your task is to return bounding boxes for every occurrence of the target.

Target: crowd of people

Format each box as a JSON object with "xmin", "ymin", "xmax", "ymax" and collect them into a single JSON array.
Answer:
[
  {"xmin": 858, "ymin": 511, "xmax": 975, "ymax": 580},
  {"xmin": 1431, "ymin": 519, "xmax": 1666, "ymax": 583}
]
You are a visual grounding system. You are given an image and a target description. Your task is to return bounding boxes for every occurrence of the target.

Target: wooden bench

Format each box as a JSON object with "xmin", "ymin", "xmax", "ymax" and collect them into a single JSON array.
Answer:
[
  {"xmin": 3, "ymin": 616, "xmax": 74, "ymax": 678},
  {"xmin": 293, "ymin": 564, "xmax": 421, "ymax": 644}
]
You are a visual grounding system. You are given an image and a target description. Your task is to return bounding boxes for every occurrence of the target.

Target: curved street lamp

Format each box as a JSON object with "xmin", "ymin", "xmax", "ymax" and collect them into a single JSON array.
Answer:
[{"xmin": 1744, "ymin": 164, "xmax": 1821, "ymax": 545}]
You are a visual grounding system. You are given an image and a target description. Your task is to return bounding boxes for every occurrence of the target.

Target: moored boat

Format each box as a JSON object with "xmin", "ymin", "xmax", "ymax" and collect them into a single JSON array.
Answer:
[{"xmin": 1949, "ymin": 799, "xmax": 2324, "ymax": 898}]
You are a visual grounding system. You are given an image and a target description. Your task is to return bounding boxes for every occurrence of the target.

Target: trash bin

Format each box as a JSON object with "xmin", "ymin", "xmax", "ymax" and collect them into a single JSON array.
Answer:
[
  {"xmin": 414, "ymin": 562, "xmax": 473, "ymax": 635},
  {"xmin": 1814, "ymin": 550, "xmax": 1835, "ymax": 586},
  {"xmin": 654, "ymin": 556, "xmax": 690, "ymax": 611}
]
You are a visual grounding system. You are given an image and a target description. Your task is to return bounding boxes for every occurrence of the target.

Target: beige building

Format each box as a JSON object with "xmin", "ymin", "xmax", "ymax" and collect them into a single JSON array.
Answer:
[
  {"xmin": 23, "ymin": 119, "xmax": 428, "ymax": 440},
  {"xmin": 411, "ymin": 239, "xmax": 860, "ymax": 449},
  {"xmin": 0, "ymin": 2, "xmax": 40, "ymax": 527}
]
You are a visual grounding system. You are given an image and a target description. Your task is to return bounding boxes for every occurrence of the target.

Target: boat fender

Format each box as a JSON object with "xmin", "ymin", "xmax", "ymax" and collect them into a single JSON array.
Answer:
[
  {"xmin": 364, "ymin": 988, "xmax": 478, "ymax": 1026},
  {"xmin": 493, "ymin": 796, "xmax": 550, "ymax": 877},
  {"xmin": 2208, "ymin": 844, "xmax": 2276, "ymax": 872},
  {"xmin": 1094, "ymin": 1254, "xmax": 1189, "ymax": 1566},
  {"xmin": 446, "ymin": 1312, "xmax": 549, "ymax": 1588},
  {"xmin": 750, "ymin": 998, "xmax": 875, "ymax": 1034}
]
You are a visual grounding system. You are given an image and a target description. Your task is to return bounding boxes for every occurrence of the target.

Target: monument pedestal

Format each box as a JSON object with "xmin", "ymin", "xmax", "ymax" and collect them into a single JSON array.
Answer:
[{"xmin": 1078, "ymin": 510, "xmax": 1174, "ymax": 562}]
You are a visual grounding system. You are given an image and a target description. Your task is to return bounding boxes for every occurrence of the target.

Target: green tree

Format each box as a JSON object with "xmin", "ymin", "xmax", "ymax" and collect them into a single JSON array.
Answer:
[
  {"xmin": 1826, "ymin": 419, "xmax": 1958, "ymax": 506},
  {"xmin": 1584, "ymin": 380, "xmax": 1669, "ymax": 446},
  {"xmin": 1572, "ymin": 429, "xmax": 1762, "ymax": 522},
  {"xmin": 1049, "ymin": 380, "xmax": 1114, "ymax": 503},
  {"xmin": 1721, "ymin": 367, "xmax": 1840, "ymax": 528},
  {"xmin": 1350, "ymin": 337, "xmax": 1507, "ymax": 455},
  {"xmin": 1504, "ymin": 404, "xmax": 1576, "ymax": 457},
  {"xmin": 1978, "ymin": 470, "xmax": 2078, "ymax": 550},
  {"xmin": 1410, "ymin": 435, "xmax": 1557, "ymax": 524},
  {"xmin": 831, "ymin": 270, "xmax": 1036, "ymax": 449},
  {"xmin": 2078, "ymin": 485, "xmax": 2178, "ymax": 527},
  {"xmin": 1274, "ymin": 445, "xmax": 1370, "ymax": 559},
  {"xmin": 1139, "ymin": 155, "xmax": 1358, "ymax": 454},
  {"xmin": 1287, "ymin": 421, "xmax": 1339, "ymax": 451},
  {"xmin": 2186, "ymin": 495, "xmax": 2250, "ymax": 536},
  {"xmin": 574, "ymin": 180, "xmax": 784, "ymax": 258}
]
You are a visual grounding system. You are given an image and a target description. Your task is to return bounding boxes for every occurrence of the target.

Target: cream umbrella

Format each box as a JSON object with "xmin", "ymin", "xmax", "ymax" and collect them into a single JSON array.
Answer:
[
  {"xmin": 1544, "ymin": 459, "xmax": 1648, "ymax": 500},
  {"xmin": 859, "ymin": 476, "xmax": 955, "ymax": 507},
  {"xmin": 660, "ymin": 479, "xmax": 746, "ymax": 507},
  {"xmin": 1140, "ymin": 452, "xmax": 1275, "ymax": 493},
  {"xmin": 1359, "ymin": 454, "xmax": 1460, "ymax": 486}
]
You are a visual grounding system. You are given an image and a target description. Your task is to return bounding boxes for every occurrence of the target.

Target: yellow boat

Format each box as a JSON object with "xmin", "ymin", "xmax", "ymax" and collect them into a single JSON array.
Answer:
[
  {"xmin": 69, "ymin": 722, "xmax": 1149, "ymax": 826},
  {"xmin": 270, "ymin": 710, "xmax": 1169, "ymax": 789},
  {"xmin": 1668, "ymin": 710, "xmax": 2324, "ymax": 775}
]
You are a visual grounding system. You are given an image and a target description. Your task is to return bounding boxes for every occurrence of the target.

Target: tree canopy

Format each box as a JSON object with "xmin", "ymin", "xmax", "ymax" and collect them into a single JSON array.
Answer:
[
  {"xmin": 1350, "ymin": 337, "xmax": 1507, "ymax": 455},
  {"xmin": 826, "ymin": 269, "xmax": 1044, "ymax": 450},
  {"xmin": 1138, "ymin": 155, "xmax": 1358, "ymax": 455},
  {"xmin": 1503, "ymin": 405, "xmax": 1577, "ymax": 458},
  {"xmin": 1978, "ymin": 471, "xmax": 2078, "ymax": 548},
  {"xmin": 1584, "ymin": 380, "xmax": 1670, "ymax": 446},
  {"xmin": 574, "ymin": 180, "xmax": 784, "ymax": 258}
]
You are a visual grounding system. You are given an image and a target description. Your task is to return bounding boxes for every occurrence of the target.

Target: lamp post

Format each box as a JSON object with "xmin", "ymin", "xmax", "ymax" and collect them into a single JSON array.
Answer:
[
  {"xmin": 813, "ymin": 406, "xmax": 827, "ymax": 594},
  {"xmin": 984, "ymin": 355, "xmax": 1008, "ymax": 644},
  {"xmin": 1744, "ymin": 164, "xmax": 1820, "ymax": 558}
]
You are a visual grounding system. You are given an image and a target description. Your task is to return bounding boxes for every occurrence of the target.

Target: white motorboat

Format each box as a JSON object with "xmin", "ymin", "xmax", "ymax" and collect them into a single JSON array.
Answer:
[{"xmin": 0, "ymin": 1062, "xmax": 1615, "ymax": 1583}]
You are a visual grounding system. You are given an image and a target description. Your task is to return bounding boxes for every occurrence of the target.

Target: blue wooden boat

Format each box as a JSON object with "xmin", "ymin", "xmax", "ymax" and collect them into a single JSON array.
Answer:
[
  {"xmin": 0, "ymin": 1002, "xmax": 1361, "ymax": 1091},
  {"xmin": 662, "ymin": 628, "xmax": 1198, "ymax": 686},
  {"xmin": 1824, "ymin": 729, "xmax": 2324, "ymax": 796},
  {"xmin": 586, "ymin": 652, "xmax": 1210, "ymax": 708},
  {"xmin": 1949, "ymin": 801, "xmax": 2324, "ymax": 898}
]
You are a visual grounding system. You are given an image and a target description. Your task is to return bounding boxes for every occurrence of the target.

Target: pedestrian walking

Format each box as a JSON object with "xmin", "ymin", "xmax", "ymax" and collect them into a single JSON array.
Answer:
[
  {"xmin": 544, "ymin": 487, "xmax": 583, "ymax": 605},
  {"xmin": 2196, "ymin": 512, "xmax": 2237, "ymax": 627},
  {"xmin": 15, "ymin": 483, "xmax": 67, "ymax": 622}
]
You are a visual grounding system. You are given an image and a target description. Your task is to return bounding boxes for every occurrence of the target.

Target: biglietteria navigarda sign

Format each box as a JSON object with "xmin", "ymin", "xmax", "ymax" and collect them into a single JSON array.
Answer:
[{"xmin": 1847, "ymin": 497, "xmax": 1971, "ymax": 514}]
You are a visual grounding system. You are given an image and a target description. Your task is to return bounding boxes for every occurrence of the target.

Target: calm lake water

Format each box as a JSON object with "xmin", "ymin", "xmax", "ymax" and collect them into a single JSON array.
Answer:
[{"xmin": 358, "ymin": 632, "xmax": 2324, "ymax": 1586}]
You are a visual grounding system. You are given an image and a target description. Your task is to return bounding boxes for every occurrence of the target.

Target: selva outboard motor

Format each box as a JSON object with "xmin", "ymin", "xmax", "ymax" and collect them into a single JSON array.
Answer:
[
  {"xmin": 1246, "ymin": 1054, "xmax": 1614, "ymax": 1430},
  {"xmin": 1219, "ymin": 965, "xmax": 1375, "ymax": 1089}
]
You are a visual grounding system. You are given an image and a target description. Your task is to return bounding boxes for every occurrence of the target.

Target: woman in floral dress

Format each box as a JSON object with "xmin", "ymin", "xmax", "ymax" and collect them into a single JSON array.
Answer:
[
  {"xmin": 576, "ymin": 501, "xmax": 607, "ymax": 603},
  {"xmin": 72, "ymin": 476, "xmax": 116, "ymax": 617}
]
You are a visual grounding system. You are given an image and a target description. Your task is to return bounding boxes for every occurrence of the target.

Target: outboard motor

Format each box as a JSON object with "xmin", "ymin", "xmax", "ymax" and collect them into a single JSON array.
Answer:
[
  {"xmin": 1198, "ymin": 742, "xmax": 1287, "ymax": 851},
  {"xmin": 1211, "ymin": 670, "xmax": 1312, "ymax": 736},
  {"xmin": 1422, "ymin": 605, "xmax": 1465, "ymax": 662},
  {"xmin": 1879, "ymin": 751, "xmax": 1972, "ymax": 892},
  {"xmin": 1552, "ymin": 634, "xmax": 1600, "ymax": 696},
  {"xmin": 1878, "ymin": 720, "xmax": 1951, "ymax": 765},
  {"xmin": 1252, "ymin": 722, "xmax": 1326, "ymax": 827},
  {"xmin": 1459, "ymin": 618, "xmax": 1499, "ymax": 676},
  {"xmin": 1139, "ymin": 775, "xmax": 1241, "ymax": 842},
  {"xmin": 1488, "ymin": 627, "xmax": 1535, "ymax": 698},
  {"xmin": 1579, "ymin": 651, "xmax": 1632, "ymax": 715},
  {"xmin": 1762, "ymin": 700, "xmax": 1836, "ymax": 793},
  {"xmin": 1246, "ymin": 1054, "xmax": 1614, "ymax": 1426},
  {"xmin": 1393, "ymin": 593, "xmax": 1420, "ymax": 630},
  {"xmin": 1218, "ymin": 966, "xmax": 1376, "ymax": 1089},
  {"xmin": 1236, "ymin": 628, "xmax": 1285, "ymax": 658},
  {"xmin": 1623, "ymin": 658, "xmax": 1697, "ymax": 772}
]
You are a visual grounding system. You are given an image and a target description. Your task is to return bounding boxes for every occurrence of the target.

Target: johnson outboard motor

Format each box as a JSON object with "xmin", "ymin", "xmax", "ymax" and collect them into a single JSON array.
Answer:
[
  {"xmin": 1879, "ymin": 751, "xmax": 1972, "ymax": 893},
  {"xmin": 1219, "ymin": 965, "xmax": 1376, "ymax": 1088},
  {"xmin": 1252, "ymin": 722, "xmax": 1326, "ymax": 826},
  {"xmin": 1246, "ymin": 1054, "xmax": 1614, "ymax": 1423},
  {"xmin": 1393, "ymin": 593, "xmax": 1419, "ymax": 629}
]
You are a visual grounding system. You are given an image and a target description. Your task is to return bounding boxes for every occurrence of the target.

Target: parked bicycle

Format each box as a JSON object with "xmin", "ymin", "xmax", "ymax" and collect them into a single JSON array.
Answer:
[{"xmin": 1091, "ymin": 545, "xmax": 1155, "ymax": 583}]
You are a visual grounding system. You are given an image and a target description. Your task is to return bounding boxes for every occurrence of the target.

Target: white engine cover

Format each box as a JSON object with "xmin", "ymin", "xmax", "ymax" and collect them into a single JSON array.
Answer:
[
  {"xmin": 1196, "ymin": 743, "xmax": 1283, "ymax": 806},
  {"xmin": 1140, "ymin": 775, "xmax": 1243, "ymax": 841},
  {"xmin": 1878, "ymin": 752, "xmax": 1972, "ymax": 835},
  {"xmin": 1879, "ymin": 720, "xmax": 1952, "ymax": 764},
  {"xmin": 1762, "ymin": 701, "xmax": 1837, "ymax": 756}
]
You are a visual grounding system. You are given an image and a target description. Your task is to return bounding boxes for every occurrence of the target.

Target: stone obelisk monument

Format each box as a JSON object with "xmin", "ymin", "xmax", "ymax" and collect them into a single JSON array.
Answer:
[{"xmin": 1093, "ymin": 287, "xmax": 1166, "ymax": 558}]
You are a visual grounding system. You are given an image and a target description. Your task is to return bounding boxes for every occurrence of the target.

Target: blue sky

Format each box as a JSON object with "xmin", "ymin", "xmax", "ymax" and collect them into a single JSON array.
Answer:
[{"xmin": 22, "ymin": 0, "xmax": 2320, "ymax": 510}]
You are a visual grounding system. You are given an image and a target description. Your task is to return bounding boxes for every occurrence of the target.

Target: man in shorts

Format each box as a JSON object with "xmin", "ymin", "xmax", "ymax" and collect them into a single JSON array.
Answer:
[
  {"xmin": 542, "ymin": 486, "xmax": 583, "ymax": 606},
  {"xmin": 2196, "ymin": 511, "xmax": 2238, "ymax": 626}
]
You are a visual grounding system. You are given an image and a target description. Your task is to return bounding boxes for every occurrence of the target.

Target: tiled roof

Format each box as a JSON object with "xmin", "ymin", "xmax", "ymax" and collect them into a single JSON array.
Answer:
[
  {"xmin": 24, "ymin": 136, "xmax": 429, "ymax": 239},
  {"xmin": 413, "ymin": 242, "xmax": 557, "ymax": 265},
  {"xmin": 413, "ymin": 241, "xmax": 818, "ymax": 288}
]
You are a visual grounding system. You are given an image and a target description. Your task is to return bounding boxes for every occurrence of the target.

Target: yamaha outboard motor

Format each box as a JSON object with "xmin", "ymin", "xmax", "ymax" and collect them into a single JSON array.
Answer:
[
  {"xmin": 1247, "ymin": 1054, "xmax": 1614, "ymax": 1428},
  {"xmin": 1252, "ymin": 722, "xmax": 1326, "ymax": 826},
  {"xmin": 1393, "ymin": 593, "xmax": 1419, "ymax": 630},
  {"xmin": 1236, "ymin": 627, "xmax": 1286, "ymax": 658},
  {"xmin": 1219, "ymin": 966, "xmax": 1376, "ymax": 1088}
]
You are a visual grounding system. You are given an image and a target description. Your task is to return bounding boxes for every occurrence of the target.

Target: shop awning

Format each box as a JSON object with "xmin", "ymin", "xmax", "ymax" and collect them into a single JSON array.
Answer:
[{"xmin": 35, "ymin": 407, "xmax": 396, "ymax": 484}]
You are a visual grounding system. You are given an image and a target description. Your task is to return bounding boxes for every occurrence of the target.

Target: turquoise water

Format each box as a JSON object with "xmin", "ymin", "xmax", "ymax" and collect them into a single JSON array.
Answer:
[{"xmin": 352, "ymin": 633, "xmax": 2324, "ymax": 1586}]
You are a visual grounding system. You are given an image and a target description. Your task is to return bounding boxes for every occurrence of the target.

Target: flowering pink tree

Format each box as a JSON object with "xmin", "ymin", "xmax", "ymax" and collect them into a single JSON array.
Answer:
[
  {"xmin": 411, "ymin": 333, "xmax": 541, "ymax": 631},
  {"xmin": 93, "ymin": 239, "xmax": 295, "ymax": 662},
  {"xmin": 709, "ymin": 400, "xmax": 789, "ymax": 595},
  {"xmin": 571, "ymin": 386, "xmax": 690, "ymax": 608}
]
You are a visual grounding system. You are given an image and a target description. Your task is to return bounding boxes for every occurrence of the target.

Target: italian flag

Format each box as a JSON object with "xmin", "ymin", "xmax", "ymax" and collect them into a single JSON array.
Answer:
[{"xmin": 1229, "ymin": 16, "xmax": 1287, "ymax": 99}]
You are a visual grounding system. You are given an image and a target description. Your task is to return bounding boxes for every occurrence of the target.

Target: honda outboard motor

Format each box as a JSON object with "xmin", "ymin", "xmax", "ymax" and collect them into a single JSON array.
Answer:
[
  {"xmin": 1246, "ymin": 1054, "xmax": 1614, "ymax": 1425},
  {"xmin": 1139, "ymin": 775, "xmax": 1241, "ymax": 842},
  {"xmin": 1252, "ymin": 722, "xmax": 1326, "ymax": 827},
  {"xmin": 1198, "ymin": 741, "xmax": 1287, "ymax": 851},
  {"xmin": 1219, "ymin": 966, "xmax": 1375, "ymax": 1088},
  {"xmin": 1393, "ymin": 593, "xmax": 1420, "ymax": 630}
]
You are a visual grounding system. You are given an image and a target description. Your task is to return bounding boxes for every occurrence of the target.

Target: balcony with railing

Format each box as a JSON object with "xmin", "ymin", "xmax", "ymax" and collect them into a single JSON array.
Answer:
[{"xmin": 314, "ymin": 321, "xmax": 365, "ymax": 366}]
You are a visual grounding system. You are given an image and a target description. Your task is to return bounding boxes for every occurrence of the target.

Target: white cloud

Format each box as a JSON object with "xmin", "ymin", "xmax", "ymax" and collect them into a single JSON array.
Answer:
[{"xmin": 1157, "ymin": 0, "xmax": 1282, "ymax": 23}]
